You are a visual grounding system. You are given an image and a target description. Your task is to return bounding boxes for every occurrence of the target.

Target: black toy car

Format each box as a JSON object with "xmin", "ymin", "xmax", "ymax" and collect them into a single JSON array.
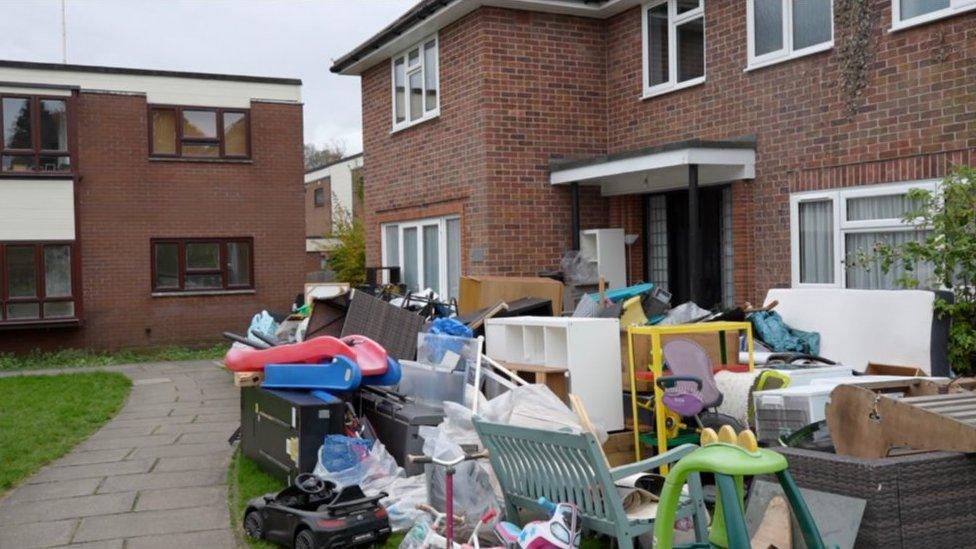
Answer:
[{"xmin": 244, "ymin": 473, "xmax": 391, "ymax": 548}]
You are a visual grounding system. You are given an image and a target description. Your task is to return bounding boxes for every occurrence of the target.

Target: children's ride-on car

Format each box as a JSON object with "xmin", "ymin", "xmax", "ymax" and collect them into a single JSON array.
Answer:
[{"xmin": 244, "ymin": 473, "xmax": 391, "ymax": 549}]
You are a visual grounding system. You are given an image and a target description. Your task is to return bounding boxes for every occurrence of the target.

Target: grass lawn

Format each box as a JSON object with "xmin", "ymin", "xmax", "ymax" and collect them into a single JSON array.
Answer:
[
  {"xmin": 0, "ymin": 371, "xmax": 131, "ymax": 494},
  {"xmin": 0, "ymin": 343, "xmax": 226, "ymax": 372}
]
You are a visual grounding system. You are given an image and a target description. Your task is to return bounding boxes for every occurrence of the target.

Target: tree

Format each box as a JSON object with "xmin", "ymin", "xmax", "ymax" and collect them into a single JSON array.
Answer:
[
  {"xmin": 326, "ymin": 206, "xmax": 365, "ymax": 285},
  {"xmin": 853, "ymin": 167, "xmax": 976, "ymax": 374},
  {"xmin": 304, "ymin": 138, "xmax": 347, "ymax": 170}
]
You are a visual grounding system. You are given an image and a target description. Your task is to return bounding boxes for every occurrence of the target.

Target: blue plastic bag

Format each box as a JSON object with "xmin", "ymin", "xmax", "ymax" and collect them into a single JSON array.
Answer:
[
  {"xmin": 318, "ymin": 435, "xmax": 374, "ymax": 473},
  {"xmin": 749, "ymin": 311, "xmax": 820, "ymax": 355}
]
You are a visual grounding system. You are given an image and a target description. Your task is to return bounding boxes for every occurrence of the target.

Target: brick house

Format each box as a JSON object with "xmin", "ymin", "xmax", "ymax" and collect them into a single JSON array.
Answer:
[
  {"xmin": 331, "ymin": 0, "xmax": 975, "ymax": 308},
  {"xmin": 304, "ymin": 153, "xmax": 364, "ymax": 275},
  {"xmin": 0, "ymin": 60, "xmax": 305, "ymax": 351}
]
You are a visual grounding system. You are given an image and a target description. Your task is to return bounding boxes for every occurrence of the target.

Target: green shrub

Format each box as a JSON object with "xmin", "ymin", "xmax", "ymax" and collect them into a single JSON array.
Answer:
[{"xmin": 327, "ymin": 206, "xmax": 366, "ymax": 285}]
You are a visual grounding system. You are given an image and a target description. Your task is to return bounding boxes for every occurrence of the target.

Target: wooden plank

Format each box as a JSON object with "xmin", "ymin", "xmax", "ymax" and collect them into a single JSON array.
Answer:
[
  {"xmin": 902, "ymin": 393, "xmax": 976, "ymax": 404},
  {"xmin": 233, "ymin": 371, "xmax": 263, "ymax": 387}
]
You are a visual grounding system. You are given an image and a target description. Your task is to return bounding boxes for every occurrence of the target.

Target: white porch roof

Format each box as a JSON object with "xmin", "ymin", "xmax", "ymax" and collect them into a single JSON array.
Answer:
[{"xmin": 549, "ymin": 138, "xmax": 756, "ymax": 196}]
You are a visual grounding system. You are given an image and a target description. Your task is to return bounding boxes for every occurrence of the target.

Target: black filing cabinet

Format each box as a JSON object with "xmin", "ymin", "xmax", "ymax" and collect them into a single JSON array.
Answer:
[{"xmin": 240, "ymin": 387, "xmax": 345, "ymax": 485}]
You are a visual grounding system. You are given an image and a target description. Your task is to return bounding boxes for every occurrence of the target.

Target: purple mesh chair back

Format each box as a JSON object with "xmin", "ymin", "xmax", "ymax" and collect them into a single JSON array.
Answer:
[{"xmin": 662, "ymin": 339, "xmax": 722, "ymax": 408}]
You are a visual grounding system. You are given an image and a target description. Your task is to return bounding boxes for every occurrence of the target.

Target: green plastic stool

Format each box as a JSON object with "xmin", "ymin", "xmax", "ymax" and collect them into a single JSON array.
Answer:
[{"xmin": 653, "ymin": 426, "xmax": 826, "ymax": 549}]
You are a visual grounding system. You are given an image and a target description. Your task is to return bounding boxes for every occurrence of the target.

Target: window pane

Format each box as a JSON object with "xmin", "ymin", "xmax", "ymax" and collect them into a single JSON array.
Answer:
[
  {"xmin": 7, "ymin": 302, "xmax": 39, "ymax": 320},
  {"xmin": 39, "ymin": 100, "xmax": 68, "ymax": 151},
  {"xmin": 900, "ymin": 0, "xmax": 949, "ymax": 20},
  {"xmin": 798, "ymin": 200, "xmax": 834, "ymax": 284},
  {"xmin": 185, "ymin": 273, "xmax": 222, "ymax": 289},
  {"xmin": 182, "ymin": 110, "xmax": 217, "ymax": 139},
  {"xmin": 394, "ymin": 59, "xmax": 406, "ymax": 124},
  {"xmin": 385, "ymin": 225, "xmax": 399, "ymax": 267},
  {"xmin": 38, "ymin": 155, "xmax": 70, "ymax": 172},
  {"xmin": 154, "ymin": 243, "xmax": 179, "ymax": 288},
  {"xmin": 223, "ymin": 112, "xmax": 247, "ymax": 156},
  {"xmin": 403, "ymin": 227, "xmax": 418, "ymax": 292},
  {"xmin": 423, "ymin": 224, "xmax": 440, "ymax": 293},
  {"xmin": 186, "ymin": 242, "xmax": 220, "ymax": 269},
  {"xmin": 314, "ymin": 187, "xmax": 325, "ymax": 207},
  {"xmin": 2, "ymin": 155, "xmax": 34, "ymax": 172},
  {"xmin": 676, "ymin": 17, "xmax": 705, "ymax": 82},
  {"xmin": 754, "ymin": 0, "xmax": 784, "ymax": 56},
  {"xmin": 227, "ymin": 242, "xmax": 251, "ymax": 286},
  {"xmin": 424, "ymin": 40, "xmax": 438, "ymax": 112},
  {"xmin": 182, "ymin": 143, "xmax": 219, "ymax": 157},
  {"xmin": 408, "ymin": 48, "xmax": 420, "ymax": 66},
  {"xmin": 676, "ymin": 0, "xmax": 701, "ymax": 13},
  {"xmin": 2, "ymin": 98, "xmax": 31, "ymax": 149},
  {"xmin": 44, "ymin": 245, "xmax": 71, "ymax": 297},
  {"xmin": 447, "ymin": 218, "xmax": 460, "ymax": 299},
  {"xmin": 792, "ymin": 0, "xmax": 831, "ymax": 50},
  {"xmin": 151, "ymin": 109, "xmax": 177, "ymax": 155},
  {"xmin": 647, "ymin": 3, "xmax": 670, "ymax": 87},
  {"xmin": 44, "ymin": 301, "xmax": 74, "ymax": 318},
  {"xmin": 846, "ymin": 230, "xmax": 933, "ymax": 289},
  {"xmin": 409, "ymin": 70, "xmax": 423, "ymax": 122},
  {"xmin": 7, "ymin": 246, "xmax": 36, "ymax": 297},
  {"xmin": 846, "ymin": 193, "xmax": 919, "ymax": 221}
]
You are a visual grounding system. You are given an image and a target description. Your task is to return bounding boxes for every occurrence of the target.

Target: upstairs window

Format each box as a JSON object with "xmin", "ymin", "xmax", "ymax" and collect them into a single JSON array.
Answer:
[
  {"xmin": 747, "ymin": 0, "xmax": 833, "ymax": 69},
  {"xmin": 150, "ymin": 106, "xmax": 249, "ymax": 159},
  {"xmin": 391, "ymin": 34, "xmax": 439, "ymax": 131},
  {"xmin": 892, "ymin": 0, "xmax": 976, "ymax": 30},
  {"xmin": 0, "ymin": 96, "xmax": 70, "ymax": 173},
  {"xmin": 152, "ymin": 238, "xmax": 253, "ymax": 293},
  {"xmin": 642, "ymin": 0, "xmax": 706, "ymax": 99},
  {"xmin": 314, "ymin": 187, "xmax": 325, "ymax": 207}
]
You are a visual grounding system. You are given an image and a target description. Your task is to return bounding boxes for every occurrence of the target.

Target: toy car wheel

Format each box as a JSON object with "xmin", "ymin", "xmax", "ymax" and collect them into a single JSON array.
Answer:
[
  {"xmin": 243, "ymin": 510, "xmax": 264, "ymax": 539},
  {"xmin": 294, "ymin": 528, "xmax": 316, "ymax": 549}
]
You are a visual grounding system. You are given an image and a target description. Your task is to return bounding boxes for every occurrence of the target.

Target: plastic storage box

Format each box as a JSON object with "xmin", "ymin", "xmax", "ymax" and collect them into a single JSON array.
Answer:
[
  {"xmin": 757, "ymin": 365, "xmax": 855, "ymax": 386},
  {"xmin": 753, "ymin": 384, "xmax": 834, "ymax": 443},
  {"xmin": 396, "ymin": 360, "xmax": 467, "ymax": 407}
]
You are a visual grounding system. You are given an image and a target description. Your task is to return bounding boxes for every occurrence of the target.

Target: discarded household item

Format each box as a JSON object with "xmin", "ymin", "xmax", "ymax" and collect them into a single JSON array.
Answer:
[
  {"xmin": 248, "ymin": 310, "xmax": 279, "ymax": 346},
  {"xmin": 762, "ymin": 288, "xmax": 951, "ymax": 375},
  {"xmin": 745, "ymin": 479, "xmax": 865, "ymax": 549},
  {"xmin": 243, "ymin": 472, "xmax": 391, "ymax": 549},
  {"xmin": 473, "ymin": 418, "xmax": 708, "ymax": 549},
  {"xmin": 494, "ymin": 498, "xmax": 581, "ymax": 549},
  {"xmin": 304, "ymin": 282, "xmax": 351, "ymax": 306},
  {"xmin": 261, "ymin": 356, "xmax": 363, "ymax": 392},
  {"xmin": 493, "ymin": 361, "xmax": 569, "ymax": 404},
  {"xmin": 485, "ymin": 316, "xmax": 623, "ymax": 430},
  {"xmin": 397, "ymin": 360, "xmax": 468, "ymax": 408},
  {"xmin": 458, "ymin": 276, "xmax": 564, "ymax": 316},
  {"xmin": 240, "ymin": 387, "xmax": 346, "ymax": 484},
  {"xmin": 579, "ymin": 228, "xmax": 626, "ymax": 290},
  {"xmin": 342, "ymin": 290, "xmax": 427, "ymax": 361},
  {"xmin": 496, "ymin": 297, "xmax": 553, "ymax": 317},
  {"xmin": 653, "ymin": 427, "xmax": 825, "ymax": 549},
  {"xmin": 657, "ymin": 302, "xmax": 711, "ymax": 325},
  {"xmin": 559, "ymin": 249, "xmax": 599, "ymax": 285},
  {"xmin": 224, "ymin": 335, "xmax": 373, "ymax": 373},
  {"xmin": 749, "ymin": 310, "xmax": 820, "ymax": 356},
  {"xmin": 359, "ymin": 389, "xmax": 445, "ymax": 476},
  {"xmin": 756, "ymin": 363, "xmax": 854, "ymax": 386},
  {"xmin": 753, "ymin": 384, "xmax": 834, "ymax": 444},
  {"xmin": 407, "ymin": 448, "xmax": 491, "ymax": 546}
]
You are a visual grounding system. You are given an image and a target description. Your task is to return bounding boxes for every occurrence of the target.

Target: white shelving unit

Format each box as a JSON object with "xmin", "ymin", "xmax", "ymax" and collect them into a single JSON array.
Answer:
[
  {"xmin": 485, "ymin": 317, "xmax": 623, "ymax": 431},
  {"xmin": 579, "ymin": 228, "xmax": 626, "ymax": 290}
]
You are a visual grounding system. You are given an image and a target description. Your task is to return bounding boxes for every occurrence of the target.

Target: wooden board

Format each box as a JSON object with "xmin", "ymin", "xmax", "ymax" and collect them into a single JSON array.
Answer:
[{"xmin": 234, "ymin": 371, "xmax": 264, "ymax": 387}]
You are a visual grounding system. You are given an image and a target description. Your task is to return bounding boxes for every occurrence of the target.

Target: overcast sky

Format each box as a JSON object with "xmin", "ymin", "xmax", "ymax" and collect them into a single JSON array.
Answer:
[{"xmin": 0, "ymin": 0, "xmax": 417, "ymax": 155}]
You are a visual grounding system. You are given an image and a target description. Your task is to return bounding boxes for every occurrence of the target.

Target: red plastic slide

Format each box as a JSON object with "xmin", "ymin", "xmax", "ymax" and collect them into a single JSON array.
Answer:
[{"xmin": 224, "ymin": 335, "xmax": 388, "ymax": 375}]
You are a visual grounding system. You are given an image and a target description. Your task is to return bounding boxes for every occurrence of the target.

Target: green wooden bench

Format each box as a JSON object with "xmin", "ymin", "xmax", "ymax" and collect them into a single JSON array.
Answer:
[{"xmin": 473, "ymin": 418, "xmax": 708, "ymax": 548}]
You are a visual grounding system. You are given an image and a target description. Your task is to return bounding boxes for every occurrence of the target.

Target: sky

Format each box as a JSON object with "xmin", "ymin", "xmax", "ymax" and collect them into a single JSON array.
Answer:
[{"xmin": 0, "ymin": 0, "xmax": 417, "ymax": 156}]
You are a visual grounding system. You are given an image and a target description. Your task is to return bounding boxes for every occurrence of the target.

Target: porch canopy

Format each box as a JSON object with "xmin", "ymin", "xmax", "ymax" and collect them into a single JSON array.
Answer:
[{"xmin": 549, "ymin": 138, "xmax": 756, "ymax": 304}]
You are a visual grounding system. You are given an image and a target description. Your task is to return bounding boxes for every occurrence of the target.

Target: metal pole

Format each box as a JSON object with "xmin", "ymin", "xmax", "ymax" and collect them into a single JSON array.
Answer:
[
  {"xmin": 688, "ymin": 164, "xmax": 701, "ymax": 304},
  {"xmin": 570, "ymin": 182, "xmax": 581, "ymax": 250}
]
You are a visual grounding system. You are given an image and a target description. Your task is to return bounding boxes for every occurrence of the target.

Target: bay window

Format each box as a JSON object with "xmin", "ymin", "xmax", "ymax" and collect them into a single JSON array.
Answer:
[
  {"xmin": 391, "ymin": 34, "xmax": 439, "ymax": 131},
  {"xmin": 149, "ymin": 106, "xmax": 249, "ymax": 159},
  {"xmin": 1, "ymin": 95, "xmax": 70, "ymax": 173},
  {"xmin": 381, "ymin": 216, "xmax": 460, "ymax": 299},
  {"xmin": 747, "ymin": 0, "xmax": 833, "ymax": 69},
  {"xmin": 790, "ymin": 181, "xmax": 937, "ymax": 289},
  {"xmin": 642, "ymin": 0, "xmax": 706, "ymax": 98},
  {"xmin": 892, "ymin": 0, "xmax": 976, "ymax": 30},
  {"xmin": 152, "ymin": 238, "xmax": 253, "ymax": 293},
  {"xmin": 0, "ymin": 242, "xmax": 77, "ymax": 323}
]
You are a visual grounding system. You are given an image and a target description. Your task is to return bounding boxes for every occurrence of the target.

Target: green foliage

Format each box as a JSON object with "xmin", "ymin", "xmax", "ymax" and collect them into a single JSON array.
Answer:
[
  {"xmin": 304, "ymin": 139, "xmax": 346, "ymax": 170},
  {"xmin": 863, "ymin": 167, "xmax": 976, "ymax": 374},
  {"xmin": 0, "ymin": 372, "xmax": 131, "ymax": 493},
  {"xmin": 327, "ymin": 206, "xmax": 366, "ymax": 285},
  {"xmin": 0, "ymin": 343, "xmax": 227, "ymax": 372}
]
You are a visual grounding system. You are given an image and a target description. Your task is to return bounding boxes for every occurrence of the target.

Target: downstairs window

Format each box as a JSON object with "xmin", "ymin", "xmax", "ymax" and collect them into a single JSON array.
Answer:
[
  {"xmin": 381, "ymin": 216, "xmax": 461, "ymax": 299},
  {"xmin": 0, "ymin": 242, "xmax": 76, "ymax": 323},
  {"xmin": 152, "ymin": 238, "xmax": 253, "ymax": 293}
]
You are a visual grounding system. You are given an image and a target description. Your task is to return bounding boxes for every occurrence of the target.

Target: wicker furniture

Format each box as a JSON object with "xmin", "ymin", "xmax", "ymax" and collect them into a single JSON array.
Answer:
[{"xmin": 775, "ymin": 447, "xmax": 976, "ymax": 547}]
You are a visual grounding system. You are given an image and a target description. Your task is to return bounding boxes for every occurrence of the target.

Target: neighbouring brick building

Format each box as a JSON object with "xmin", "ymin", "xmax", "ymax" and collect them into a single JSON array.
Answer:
[
  {"xmin": 0, "ymin": 60, "xmax": 305, "ymax": 351},
  {"xmin": 332, "ymin": 0, "xmax": 975, "ymax": 307},
  {"xmin": 304, "ymin": 153, "xmax": 365, "ymax": 275}
]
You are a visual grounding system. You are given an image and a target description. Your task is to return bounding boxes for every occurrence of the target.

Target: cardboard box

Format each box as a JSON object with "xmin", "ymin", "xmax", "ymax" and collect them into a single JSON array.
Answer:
[
  {"xmin": 458, "ymin": 276, "xmax": 563, "ymax": 315},
  {"xmin": 864, "ymin": 363, "xmax": 925, "ymax": 377},
  {"xmin": 602, "ymin": 431, "xmax": 638, "ymax": 467}
]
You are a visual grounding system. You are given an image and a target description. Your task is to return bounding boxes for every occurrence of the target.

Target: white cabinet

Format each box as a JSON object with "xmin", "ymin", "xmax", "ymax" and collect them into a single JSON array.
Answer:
[
  {"xmin": 579, "ymin": 228, "xmax": 626, "ymax": 290},
  {"xmin": 485, "ymin": 317, "xmax": 623, "ymax": 431}
]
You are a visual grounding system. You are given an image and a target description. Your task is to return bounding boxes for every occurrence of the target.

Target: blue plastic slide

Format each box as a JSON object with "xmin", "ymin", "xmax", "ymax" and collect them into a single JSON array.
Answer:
[{"xmin": 262, "ymin": 356, "xmax": 363, "ymax": 391}]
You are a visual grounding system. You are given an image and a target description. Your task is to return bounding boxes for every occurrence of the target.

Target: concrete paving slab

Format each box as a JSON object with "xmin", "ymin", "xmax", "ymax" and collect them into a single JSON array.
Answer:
[
  {"xmin": 73, "ymin": 506, "xmax": 229, "ymax": 542},
  {"xmin": 133, "ymin": 486, "xmax": 226, "ymax": 511},
  {"xmin": 124, "ymin": 529, "xmax": 237, "ymax": 549},
  {"xmin": 77, "ymin": 434, "xmax": 178, "ymax": 452},
  {"xmin": 127, "ymin": 441, "xmax": 231, "ymax": 460},
  {"xmin": 155, "ymin": 421, "xmax": 239, "ymax": 435},
  {"xmin": 51, "ymin": 540, "xmax": 124, "ymax": 549},
  {"xmin": 0, "ymin": 492, "xmax": 135, "ymax": 526},
  {"xmin": 0, "ymin": 518, "xmax": 76, "ymax": 548},
  {"xmin": 53, "ymin": 449, "xmax": 131, "ymax": 467},
  {"xmin": 29, "ymin": 459, "xmax": 156, "ymax": 483},
  {"xmin": 97, "ymin": 469, "xmax": 225, "ymax": 494},
  {"xmin": 152, "ymin": 453, "xmax": 230, "ymax": 473},
  {"xmin": 176, "ymin": 431, "xmax": 235, "ymax": 445},
  {"xmin": 3, "ymin": 478, "xmax": 102, "ymax": 503}
]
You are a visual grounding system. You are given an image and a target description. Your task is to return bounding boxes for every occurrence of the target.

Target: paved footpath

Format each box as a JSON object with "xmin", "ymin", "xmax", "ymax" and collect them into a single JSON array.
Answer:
[{"xmin": 0, "ymin": 360, "xmax": 241, "ymax": 548}]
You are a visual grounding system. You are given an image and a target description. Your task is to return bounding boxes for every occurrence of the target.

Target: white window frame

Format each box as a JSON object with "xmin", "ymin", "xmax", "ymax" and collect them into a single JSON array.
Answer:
[
  {"xmin": 891, "ymin": 0, "xmax": 976, "ymax": 31},
  {"xmin": 390, "ymin": 34, "xmax": 440, "ymax": 133},
  {"xmin": 380, "ymin": 215, "xmax": 460, "ymax": 297},
  {"xmin": 789, "ymin": 180, "xmax": 937, "ymax": 288},
  {"xmin": 746, "ymin": 0, "xmax": 834, "ymax": 71},
  {"xmin": 641, "ymin": 0, "xmax": 706, "ymax": 99}
]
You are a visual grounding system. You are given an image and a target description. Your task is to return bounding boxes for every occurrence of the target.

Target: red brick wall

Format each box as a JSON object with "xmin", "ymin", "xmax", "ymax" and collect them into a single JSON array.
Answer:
[
  {"xmin": 1, "ymin": 93, "xmax": 305, "ymax": 352},
  {"xmin": 605, "ymin": 1, "xmax": 976, "ymax": 303},
  {"xmin": 305, "ymin": 176, "xmax": 332, "ymax": 237}
]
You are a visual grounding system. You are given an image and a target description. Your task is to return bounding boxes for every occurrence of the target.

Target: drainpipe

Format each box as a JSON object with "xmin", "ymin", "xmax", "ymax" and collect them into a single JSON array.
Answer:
[
  {"xmin": 570, "ymin": 182, "xmax": 581, "ymax": 251},
  {"xmin": 688, "ymin": 164, "xmax": 701, "ymax": 304}
]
